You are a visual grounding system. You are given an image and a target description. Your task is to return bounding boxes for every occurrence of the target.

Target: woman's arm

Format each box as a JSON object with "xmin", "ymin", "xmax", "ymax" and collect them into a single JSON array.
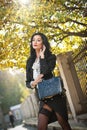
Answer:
[{"xmin": 26, "ymin": 58, "xmax": 33, "ymax": 88}]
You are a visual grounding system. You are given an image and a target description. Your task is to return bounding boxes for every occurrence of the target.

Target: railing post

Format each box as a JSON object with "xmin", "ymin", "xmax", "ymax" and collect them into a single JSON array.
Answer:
[{"xmin": 57, "ymin": 52, "xmax": 87, "ymax": 121}]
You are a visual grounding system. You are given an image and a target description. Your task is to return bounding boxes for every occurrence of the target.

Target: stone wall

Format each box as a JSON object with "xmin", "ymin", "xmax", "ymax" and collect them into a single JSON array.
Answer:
[{"xmin": 20, "ymin": 92, "xmax": 39, "ymax": 120}]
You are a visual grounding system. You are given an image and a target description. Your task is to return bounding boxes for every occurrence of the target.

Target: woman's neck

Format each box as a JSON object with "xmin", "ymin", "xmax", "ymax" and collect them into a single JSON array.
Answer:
[{"xmin": 35, "ymin": 49, "xmax": 40, "ymax": 58}]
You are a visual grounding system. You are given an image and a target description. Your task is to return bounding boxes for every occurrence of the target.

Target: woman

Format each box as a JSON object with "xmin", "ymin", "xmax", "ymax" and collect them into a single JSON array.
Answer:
[{"xmin": 26, "ymin": 32, "xmax": 72, "ymax": 130}]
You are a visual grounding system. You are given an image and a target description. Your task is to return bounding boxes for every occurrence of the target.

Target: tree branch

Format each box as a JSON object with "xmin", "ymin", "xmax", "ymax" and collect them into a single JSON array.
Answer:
[
  {"xmin": 65, "ymin": 30, "xmax": 87, "ymax": 37},
  {"xmin": 66, "ymin": 18, "xmax": 87, "ymax": 26}
]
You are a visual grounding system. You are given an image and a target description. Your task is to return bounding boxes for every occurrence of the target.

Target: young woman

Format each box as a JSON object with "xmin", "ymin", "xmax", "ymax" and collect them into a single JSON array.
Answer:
[{"xmin": 26, "ymin": 32, "xmax": 72, "ymax": 130}]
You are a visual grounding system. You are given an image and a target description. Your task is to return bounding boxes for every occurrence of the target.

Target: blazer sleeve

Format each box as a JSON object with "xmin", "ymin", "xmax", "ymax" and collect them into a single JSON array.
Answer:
[
  {"xmin": 40, "ymin": 54, "xmax": 56, "ymax": 75},
  {"xmin": 26, "ymin": 58, "xmax": 33, "ymax": 88}
]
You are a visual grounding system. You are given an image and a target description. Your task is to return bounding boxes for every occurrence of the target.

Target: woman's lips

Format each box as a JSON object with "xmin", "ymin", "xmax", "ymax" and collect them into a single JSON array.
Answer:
[{"xmin": 33, "ymin": 45, "xmax": 37, "ymax": 47}]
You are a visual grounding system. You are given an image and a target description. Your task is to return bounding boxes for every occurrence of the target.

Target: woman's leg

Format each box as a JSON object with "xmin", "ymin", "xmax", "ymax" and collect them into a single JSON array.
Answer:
[
  {"xmin": 38, "ymin": 113, "xmax": 48, "ymax": 130},
  {"xmin": 38, "ymin": 104, "xmax": 52, "ymax": 130},
  {"xmin": 55, "ymin": 112, "xmax": 72, "ymax": 130}
]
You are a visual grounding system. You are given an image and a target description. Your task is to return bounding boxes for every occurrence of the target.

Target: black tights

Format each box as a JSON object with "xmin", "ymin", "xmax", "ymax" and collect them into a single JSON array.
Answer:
[
  {"xmin": 38, "ymin": 113, "xmax": 48, "ymax": 130},
  {"xmin": 38, "ymin": 109, "xmax": 72, "ymax": 130},
  {"xmin": 56, "ymin": 112, "xmax": 72, "ymax": 130}
]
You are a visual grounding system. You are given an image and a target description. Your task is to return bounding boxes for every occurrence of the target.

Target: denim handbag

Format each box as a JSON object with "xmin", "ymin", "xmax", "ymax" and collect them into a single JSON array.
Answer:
[{"xmin": 38, "ymin": 76, "xmax": 63, "ymax": 100}]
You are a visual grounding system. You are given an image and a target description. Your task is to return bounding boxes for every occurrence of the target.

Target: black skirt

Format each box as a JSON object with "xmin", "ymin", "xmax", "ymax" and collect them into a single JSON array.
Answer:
[{"xmin": 39, "ymin": 94, "xmax": 68, "ymax": 123}]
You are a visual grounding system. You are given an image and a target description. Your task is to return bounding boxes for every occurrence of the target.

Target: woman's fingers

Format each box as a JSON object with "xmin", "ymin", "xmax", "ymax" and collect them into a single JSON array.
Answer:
[
  {"xmin": 37, "ymin": 74, "xmax": 44, "ymax": 79},
  {"xmin": 43, "ymin": 45, "xmax": 46, "ymax": 52},
  {"xmin": 35, "ymin": 74, "xmax": 44, "ymax": 84}
]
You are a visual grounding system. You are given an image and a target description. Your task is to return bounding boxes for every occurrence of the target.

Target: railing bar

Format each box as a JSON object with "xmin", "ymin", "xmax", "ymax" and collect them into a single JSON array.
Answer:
[
  {"xmin": 72, "ymin": 45, "xmax": 87, "ymax": 61},
  {"xmin": 73, "ymin": 53, "xmax": 86, "ymax": 63}
]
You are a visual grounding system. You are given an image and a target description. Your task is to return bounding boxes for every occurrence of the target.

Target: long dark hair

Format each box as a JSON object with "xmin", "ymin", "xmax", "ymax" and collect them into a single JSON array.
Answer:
[{"xmin": 30, "ymin": 32, "xmax": 51, "ymax": 58}]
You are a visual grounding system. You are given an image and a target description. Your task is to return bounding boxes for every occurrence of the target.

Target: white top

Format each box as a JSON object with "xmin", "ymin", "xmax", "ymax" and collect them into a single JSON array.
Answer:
[
  {"xmin": 30, "ymin": 58, "xmax": 40, "ymax": 88},
  {"xmin": 32, "ymin": 58, "xmax": 40, "ymax": 80}
]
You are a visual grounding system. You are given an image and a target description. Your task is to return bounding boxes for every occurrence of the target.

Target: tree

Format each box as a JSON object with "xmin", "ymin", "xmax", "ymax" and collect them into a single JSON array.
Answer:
[
  {"xmin": 0, "ymin": 0, "xmax": 87, "ymax": 69},
  {"xmin": 0, "ymin": 69, "xmax": 29, "ymax": 113}
]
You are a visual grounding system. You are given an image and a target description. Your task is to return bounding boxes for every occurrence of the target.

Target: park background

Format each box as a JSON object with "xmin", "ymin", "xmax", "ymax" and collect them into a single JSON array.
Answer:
[{"xmin": 0, "ymin": 0, "xmax": 87, "ymax": 128}]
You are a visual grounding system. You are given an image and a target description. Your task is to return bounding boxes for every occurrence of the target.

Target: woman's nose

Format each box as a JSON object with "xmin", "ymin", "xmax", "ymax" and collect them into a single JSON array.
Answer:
[{"xmin": 33, "ymin": 40, "xmax": 38, "ymax": 43}]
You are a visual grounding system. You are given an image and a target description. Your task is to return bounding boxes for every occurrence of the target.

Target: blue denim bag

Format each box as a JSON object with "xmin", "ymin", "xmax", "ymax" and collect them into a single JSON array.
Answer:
[{"xmin": 38, "ymin": 76, "xmax": 63, "ymax": 100}]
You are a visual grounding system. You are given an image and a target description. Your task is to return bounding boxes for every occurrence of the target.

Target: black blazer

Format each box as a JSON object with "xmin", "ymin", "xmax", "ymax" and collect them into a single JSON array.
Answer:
[{"xmin": 26, "ymin": 54, "xmax": 56, "ymax": 88}]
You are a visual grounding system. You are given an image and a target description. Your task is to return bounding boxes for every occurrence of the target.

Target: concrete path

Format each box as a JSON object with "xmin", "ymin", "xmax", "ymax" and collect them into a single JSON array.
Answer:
[
  {"xmin": 8, "ymin": 124, "xmax": 36, "ymax": 130},
  {"xmin": 8, "ymin": 124, "xmax": 27, "ymax": 130}
]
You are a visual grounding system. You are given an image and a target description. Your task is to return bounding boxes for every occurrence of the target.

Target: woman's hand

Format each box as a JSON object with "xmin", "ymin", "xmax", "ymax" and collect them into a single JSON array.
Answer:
[
  {"xmin": 31, "ymin": 74, "xmax": 43, "ymax": 88},
  {"xmin": 40, "ymin": 45, "xmax": 46, "ymax": 59}
]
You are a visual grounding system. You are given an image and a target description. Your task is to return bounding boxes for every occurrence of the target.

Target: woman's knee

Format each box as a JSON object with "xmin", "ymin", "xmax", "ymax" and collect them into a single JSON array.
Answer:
[{"xmin": 56, "ymin": 113, "xmax": 65, "ymax": 125}]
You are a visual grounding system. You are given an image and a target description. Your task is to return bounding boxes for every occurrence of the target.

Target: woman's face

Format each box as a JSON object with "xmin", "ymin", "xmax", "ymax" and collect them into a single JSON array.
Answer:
[{"xmin": 32, "ymin": 35, "xmax": 43, "ymax": 50}]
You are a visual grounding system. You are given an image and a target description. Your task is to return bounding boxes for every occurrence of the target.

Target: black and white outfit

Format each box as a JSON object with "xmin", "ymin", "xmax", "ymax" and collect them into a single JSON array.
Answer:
[{"xmin": 26, "ymin": 54, "xmax": 68, "ymax": 123}]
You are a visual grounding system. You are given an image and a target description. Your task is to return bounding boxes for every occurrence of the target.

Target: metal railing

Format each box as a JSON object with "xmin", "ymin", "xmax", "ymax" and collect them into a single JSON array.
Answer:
[{"xmin": 72, "ymin": 42, "xmax": 87, "ymax": 97}]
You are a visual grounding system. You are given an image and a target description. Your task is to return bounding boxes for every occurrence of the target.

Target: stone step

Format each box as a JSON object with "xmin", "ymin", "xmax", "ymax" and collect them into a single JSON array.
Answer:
[{"xmin": 24, "ymin": 117, "xmax": 87, "ymax": 130}]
